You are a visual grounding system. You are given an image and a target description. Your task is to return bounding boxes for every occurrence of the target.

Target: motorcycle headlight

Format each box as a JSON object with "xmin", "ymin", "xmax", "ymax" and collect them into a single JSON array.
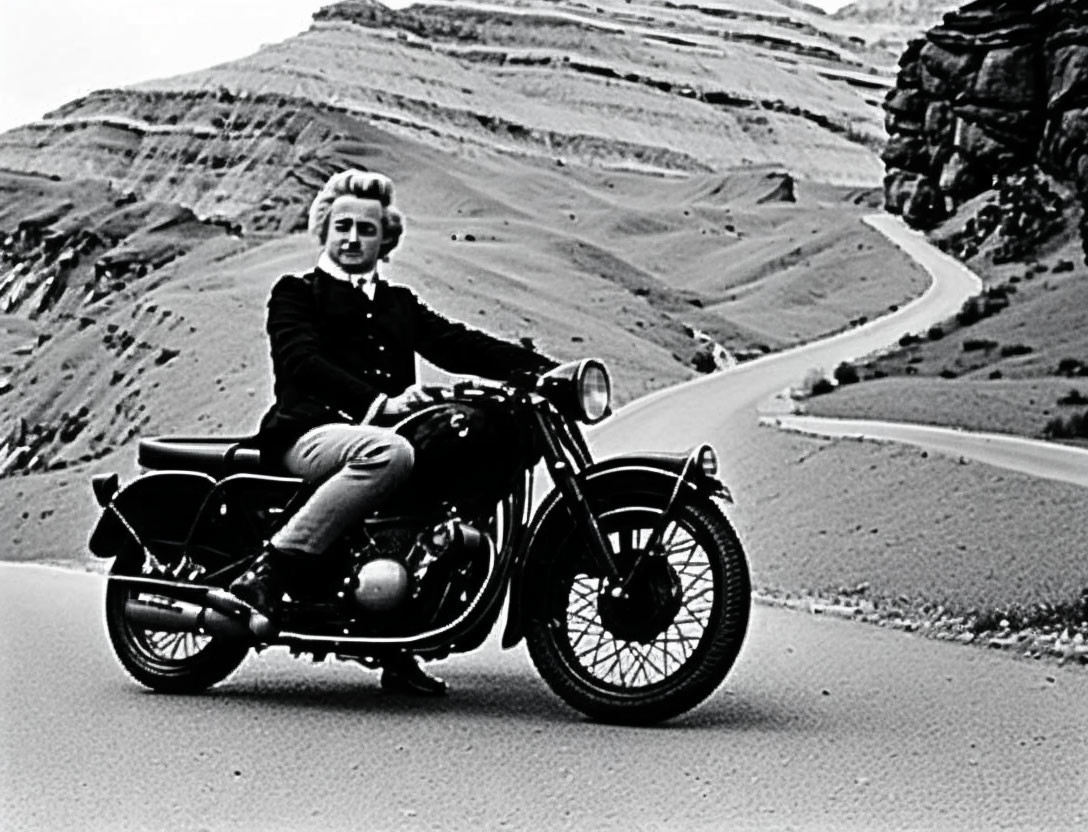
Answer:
[
  {"xmin": 577, "ymin": 359, "xmax": 611, "ymax": 424},
  {"xmin": 541, "ymin": 359, "xmax": 613, "ymax": 424}
]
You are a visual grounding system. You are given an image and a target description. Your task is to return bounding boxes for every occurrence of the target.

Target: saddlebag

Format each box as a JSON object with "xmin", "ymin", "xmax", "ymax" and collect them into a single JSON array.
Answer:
[
  {"xmin": 88, "ymin": 472, "xmax": 215, "ymax": 561},
  {"xmin": 89, "ymin": 469, "xmax": 302, "ymax": 564}
]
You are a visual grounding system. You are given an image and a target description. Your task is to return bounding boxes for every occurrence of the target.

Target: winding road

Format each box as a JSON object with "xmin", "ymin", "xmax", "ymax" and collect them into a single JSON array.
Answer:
[
  {"xmin": 2, "ymin": 216, "xmax": 1086, "ymax": 831},
  {"xmin": 592, "ymin": 214, "xmax": 983, "ymax": 457}
]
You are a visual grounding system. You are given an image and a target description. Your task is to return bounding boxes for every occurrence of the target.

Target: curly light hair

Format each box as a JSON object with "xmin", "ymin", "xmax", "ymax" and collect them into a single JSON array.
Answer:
[{"xmin": 308, "ymin": 169, "xmax": 405, "ymax": 259}]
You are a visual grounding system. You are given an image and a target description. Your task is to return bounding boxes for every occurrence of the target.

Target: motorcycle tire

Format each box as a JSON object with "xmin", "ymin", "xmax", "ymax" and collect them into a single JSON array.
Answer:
[
  {"xmin": 525, "ymin": 497, "xmax": 750, "ymax": 725},
  {"xmin": 105, "ymin": 559, "xmax": 249, "ymax": 694}
]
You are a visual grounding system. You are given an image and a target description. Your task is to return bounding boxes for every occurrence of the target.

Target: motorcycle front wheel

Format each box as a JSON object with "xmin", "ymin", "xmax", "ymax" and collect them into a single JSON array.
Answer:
[
  {"xmin": 105, "ymin": 559, "xmax": 249, "ymax": 694},
  {"xmin": 525, "ymin": 498, "xmax": 750, "ymax": 724}
]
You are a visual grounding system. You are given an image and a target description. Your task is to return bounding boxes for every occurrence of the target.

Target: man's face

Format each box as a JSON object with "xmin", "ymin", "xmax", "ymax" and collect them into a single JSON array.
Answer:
[{"xmin": 324, "ymin": 195, "xmax": 384, "ymax": 273}]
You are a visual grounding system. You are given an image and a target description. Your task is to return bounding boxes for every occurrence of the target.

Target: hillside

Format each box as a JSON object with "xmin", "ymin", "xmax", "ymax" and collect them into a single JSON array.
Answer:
[
  {"xmin": 0, "ymin": 0, "xmax": 929, "ymax": 487},
  {"xmin": 834, "ymin": 0, "xmax": 955, "ymax": 28},
  {"xmin": 808, "ymin": 0, "xmax": 959, "ymax": 55}
]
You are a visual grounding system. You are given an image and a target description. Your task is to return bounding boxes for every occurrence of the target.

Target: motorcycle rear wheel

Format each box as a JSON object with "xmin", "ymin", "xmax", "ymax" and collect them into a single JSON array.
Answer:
[
  {"xmin": 105, "ymin": 559, "xmax": 249, "ymax": 693},
  {"xmin": 525, "ymin": 498, "xmax": 750, "ymax": 725}
]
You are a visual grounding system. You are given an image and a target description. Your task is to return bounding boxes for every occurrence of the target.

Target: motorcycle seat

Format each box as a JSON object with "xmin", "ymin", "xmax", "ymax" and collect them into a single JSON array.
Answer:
[{"xmin": 138, "ymin": 436, "xmax": 292, "ymax": 479}]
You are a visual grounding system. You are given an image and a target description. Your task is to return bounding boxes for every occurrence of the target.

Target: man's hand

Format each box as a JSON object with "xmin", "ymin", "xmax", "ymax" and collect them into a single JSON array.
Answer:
[{"xmin": 381, "ymin": 384, "xmax": 444, "ymax": 417}]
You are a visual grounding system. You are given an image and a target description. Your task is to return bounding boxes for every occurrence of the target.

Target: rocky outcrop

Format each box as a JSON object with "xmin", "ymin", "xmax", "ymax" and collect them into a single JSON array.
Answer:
[{"xmin": 881, "ymin": 0, "xmax": 1088, "ymax": 261}]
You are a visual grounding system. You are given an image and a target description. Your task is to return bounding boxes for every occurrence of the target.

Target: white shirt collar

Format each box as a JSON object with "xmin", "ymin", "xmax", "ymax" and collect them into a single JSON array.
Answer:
[{"xmin": 317, "ymin": 252, "xmax": 377, "ymax": 300}]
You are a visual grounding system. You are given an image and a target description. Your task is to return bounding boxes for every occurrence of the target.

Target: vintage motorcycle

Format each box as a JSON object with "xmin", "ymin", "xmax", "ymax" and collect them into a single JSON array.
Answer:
[{"xmin": 88, "ymin": 359, "xmax": 751, "ymax": 724}]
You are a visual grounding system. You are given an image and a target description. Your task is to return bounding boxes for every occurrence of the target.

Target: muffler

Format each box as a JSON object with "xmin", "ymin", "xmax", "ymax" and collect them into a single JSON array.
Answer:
[{"xmin": 124, "ymin": 596, "xmax": 252, "ymax": 640}]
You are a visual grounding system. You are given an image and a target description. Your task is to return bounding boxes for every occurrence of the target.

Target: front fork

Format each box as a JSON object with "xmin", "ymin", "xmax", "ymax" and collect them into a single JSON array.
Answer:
[
  {"xmin": 535, "ymin": 411, "xmax": 725, "ymax": 592},
  {"xmin": 534, "ymin": 409, "xmax": 622, "ymax": 582}
]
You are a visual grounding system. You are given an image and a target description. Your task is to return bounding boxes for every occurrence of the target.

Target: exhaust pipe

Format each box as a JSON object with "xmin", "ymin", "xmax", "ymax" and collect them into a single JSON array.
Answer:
[{"xmin": 124, "ymin": 596, "xmax": 252, "ymax": 640}]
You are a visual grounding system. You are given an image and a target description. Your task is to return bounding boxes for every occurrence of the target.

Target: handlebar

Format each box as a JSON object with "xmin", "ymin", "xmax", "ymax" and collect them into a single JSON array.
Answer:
[{"xmin": 448, "ymin": 372, "xmax": 541, "ymax": 399}]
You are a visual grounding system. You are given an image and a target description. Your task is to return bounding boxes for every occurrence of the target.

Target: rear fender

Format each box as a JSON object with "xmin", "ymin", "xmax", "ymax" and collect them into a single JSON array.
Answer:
[
  {"xmin": 88, "ymin": 471, "xmax": 215, "ymax": 560},
  {"xmin": 500, "ymin": 452, "xmax": 730, "ymax": 648}
]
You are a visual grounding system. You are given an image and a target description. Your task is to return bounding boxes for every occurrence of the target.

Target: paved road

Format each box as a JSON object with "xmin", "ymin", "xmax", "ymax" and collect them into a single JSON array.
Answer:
[
  {"xmin": 2, "ymin": 566, "xmax": 1085, "ymax": 831},
  {"xmin": 768, "ymin": 415, "xmax": 1088, "ymax": 489},
  {"xmin": 5, "ymin": 216, "xmax": 1087, "ymax": 831}
]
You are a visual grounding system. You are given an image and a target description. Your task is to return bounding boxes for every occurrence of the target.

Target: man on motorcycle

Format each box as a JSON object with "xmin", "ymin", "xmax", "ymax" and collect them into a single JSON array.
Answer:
[{"xmin": 226, "ymin": 169, "xmax": 557, "ymax": 694}]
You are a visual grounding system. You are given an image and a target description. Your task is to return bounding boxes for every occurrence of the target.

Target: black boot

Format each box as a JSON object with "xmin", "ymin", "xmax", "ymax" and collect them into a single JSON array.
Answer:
[
  {"xmin": 223, "ymin": 546, "xmax": 292, "ymax": 638},
  {"xmin": 380, "ymin": 653, "xmax": 448, "ymax": 696}
]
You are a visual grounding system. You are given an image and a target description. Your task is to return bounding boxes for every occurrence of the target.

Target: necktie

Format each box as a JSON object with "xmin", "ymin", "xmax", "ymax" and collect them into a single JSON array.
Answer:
[{"xmin": 354, "ymin": 276, "xmax": 375, "ymax": 300}]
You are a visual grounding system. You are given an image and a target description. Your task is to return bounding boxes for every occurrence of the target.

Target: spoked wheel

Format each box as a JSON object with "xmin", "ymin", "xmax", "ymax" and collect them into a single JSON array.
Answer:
[
  {"xmin": 105, "ymin": 560, "xmax": 249, "ymax": 693},
  {"xmin": 526, "ymin": 499, "xmax": 750, "ymax": 724}
]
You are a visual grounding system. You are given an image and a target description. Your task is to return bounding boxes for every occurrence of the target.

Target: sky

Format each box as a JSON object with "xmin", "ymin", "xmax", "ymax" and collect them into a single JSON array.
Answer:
[{"xmin": 0, "ymin": 0, "xmax": 853, "ymax": 134}]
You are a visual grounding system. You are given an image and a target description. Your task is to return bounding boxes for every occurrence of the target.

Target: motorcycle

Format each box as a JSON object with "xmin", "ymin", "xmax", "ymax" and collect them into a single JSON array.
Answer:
[{"xmin": 88, "ymin": 359, "xmax": 751, "ymax": 724}]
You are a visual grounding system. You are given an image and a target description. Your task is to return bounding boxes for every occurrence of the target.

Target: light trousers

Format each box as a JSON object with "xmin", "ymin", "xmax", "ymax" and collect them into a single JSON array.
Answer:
[{"xmin": 270, "ymin": 423, "xmax": 414, "ymax": 556}]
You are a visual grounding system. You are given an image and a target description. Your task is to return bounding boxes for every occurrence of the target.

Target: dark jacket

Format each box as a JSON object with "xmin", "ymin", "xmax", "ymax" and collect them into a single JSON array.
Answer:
[{"xmin": 256, "ymin": 267, "xmax": 558, "ymax": 455}]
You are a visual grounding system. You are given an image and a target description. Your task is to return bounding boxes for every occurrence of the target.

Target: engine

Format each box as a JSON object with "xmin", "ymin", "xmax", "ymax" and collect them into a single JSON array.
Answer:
[
  {"xmin": 350, "ymin": 518, "xmax": 492, "ymax": 628},
  {"xmin": 353, "ymin": 558, "xmax": 410, "ymax": 611}
]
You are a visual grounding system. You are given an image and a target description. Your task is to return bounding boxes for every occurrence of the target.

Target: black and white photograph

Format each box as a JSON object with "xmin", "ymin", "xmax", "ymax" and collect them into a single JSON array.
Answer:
[{"xmin": 1, "ymin": 0, "xmax": 1086, "ymax": 829}]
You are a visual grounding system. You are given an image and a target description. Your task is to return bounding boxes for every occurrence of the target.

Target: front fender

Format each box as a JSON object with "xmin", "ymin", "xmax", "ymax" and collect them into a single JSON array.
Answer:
[{"xmin": 500, "ymin": 451, "xmax": 731, "ymax": 648}]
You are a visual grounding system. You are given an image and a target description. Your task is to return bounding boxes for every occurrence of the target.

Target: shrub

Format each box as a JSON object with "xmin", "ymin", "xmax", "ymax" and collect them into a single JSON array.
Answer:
[
  {"xmin": 799, "ymin": 368, "xmax": 834, "ymax": 397},
  {"xmin": 939, "ymin": 368, "xmax": 957, "ymax": 379},
  {"xmin": 927, "ymin": 326, "xmax": 945, "ymax": 341},
  {"xmin": 899, "ymin": 333, "xmax": 921, "ymax": 347},
  {"xmin": 1057, "ymin": 389, "xmax": 1088, "ymax": 406},
  {"xmin": 1057, "ymin": 358, "xmax": 1085, "ymax": 377},
  {"xmin": 963, "ymin": 339, "xmax": 998, "ymax": 352},
  {"xmin": 833, "ymin": 362, "xmax": 860, "ymax": 385},
  {"xmin": 956, "ymin": 298, "xmax": 982, "ymax": 326},
  {"xmin": 999, "ymin": 343, "xmax": 1033, "ymax": 357},
  {"xmin": 1044, "ymin": 409, "xmax": 1088, "ymax": 438},
  {"xmin": 691, "ymin": 346, "xmax": 717, "ymax": 374},
  {"xmin": 989, "ymin": 370, "xmax": 1003, "ymax": 379}
]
